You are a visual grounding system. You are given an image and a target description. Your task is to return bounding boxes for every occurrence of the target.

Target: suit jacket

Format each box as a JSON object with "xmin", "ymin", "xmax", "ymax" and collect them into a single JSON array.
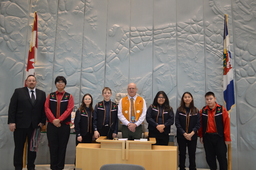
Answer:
[{"xmin": 8, "ymin": 87, "xmax": 46, "ymax": 129}]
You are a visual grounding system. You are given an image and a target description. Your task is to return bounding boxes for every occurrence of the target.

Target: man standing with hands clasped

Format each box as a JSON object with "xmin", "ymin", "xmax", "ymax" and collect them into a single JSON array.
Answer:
[
  {"xmin": 8, "ymin": 75, "xmax": 46, "ymax": 170},
  {"xmin": 118, "ymin": 83, "xmax": 147, "ymax": 140}
]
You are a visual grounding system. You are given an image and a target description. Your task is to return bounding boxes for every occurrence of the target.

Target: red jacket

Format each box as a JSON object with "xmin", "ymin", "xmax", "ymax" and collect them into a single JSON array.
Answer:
[{"xmin": 198, "ymin": 103, "xmax": 231, "ymax": 142}]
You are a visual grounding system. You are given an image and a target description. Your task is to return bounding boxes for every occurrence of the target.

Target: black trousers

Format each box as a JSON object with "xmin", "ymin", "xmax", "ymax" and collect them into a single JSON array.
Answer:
[
  {"xmin": 99, "ymin": 126, "xmax": 113, "ymax": 139},
  {"xmin": 75, "ymin": 132, "xmax": 93, "ymax": 146},
  {"xmin": 177, "ymin": 137, "xmax": 197, "ymax": 170},
  {"xmin": 203, "ymin": 133, "xmax": 227, "ymax": 170},
  {"xmin": 148, "ymin": 130, "xmax": 169, "ymax": 145},
  {"xmin": 47, "ymin": 123, "xmax": 70, "ymax": 170},
  {"xmin": 98, "ymin": 126, "xmax": 109, "ymax": 136},
  {"xmin": 13, "ymin": 125, "xmax": 36, "ymax": 170}
]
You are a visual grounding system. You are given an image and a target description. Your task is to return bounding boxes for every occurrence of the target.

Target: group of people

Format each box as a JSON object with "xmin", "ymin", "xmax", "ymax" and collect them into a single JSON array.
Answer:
[
  {"xmin": 8, "ymin": 75, "xmax": 231, "ymax": 170},
  {"xmin": 175, "ymin": 91, "xmax": 231, "ymax": 170},
  {"xmin": 8, "ymin": 75, "xmax": 74, "ymax": 170}
]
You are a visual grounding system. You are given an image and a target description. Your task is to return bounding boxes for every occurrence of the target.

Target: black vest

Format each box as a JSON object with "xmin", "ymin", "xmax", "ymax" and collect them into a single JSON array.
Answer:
[
  {"xmin": 148, "ymin": 105, "xmax": 172, "ymax": 134},
  {"xmin": 95, "ymin": 101, "xmax": 118, "ymax": 129},
  {"xmin": 75, "ymin": 108, "xmax": 93, "ymax": 136},
  {"xmin": 176, "ymin": 109, "xmax": 199, "ymax": 140},
  {"xmin": 202, "ymin": 105, "xmax": 224, "ymax": 137},
  {"xmin": 49, "ymin": 92, "xmax": 71, "ymax": 123}
]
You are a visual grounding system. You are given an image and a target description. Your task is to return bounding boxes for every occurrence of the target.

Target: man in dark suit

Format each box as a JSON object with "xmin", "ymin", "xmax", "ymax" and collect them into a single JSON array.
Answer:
[{"xmin": 8, "ymin": 75, "xmax": 46, "ymax": 170}]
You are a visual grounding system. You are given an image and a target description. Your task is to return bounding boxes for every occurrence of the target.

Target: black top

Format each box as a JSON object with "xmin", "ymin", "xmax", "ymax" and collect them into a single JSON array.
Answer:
[
  {"xmin": 93, "ymin": 101, "xmax": 118, "ymax": 134},
  {"xmin": 49, "ymin": 92, "xmax": 71, "ymax": 123},
  {"xmin": 175, "ymin": 107, "xmax": 200, "ymax": 140},
  {"xmin": 74, "ymin": 107, "xmax": 93, "ymax": 136},
  {"xmin": 146, "ymin": 105, "xmax": 174, "ymax": 135},
  {"xmin": 158, "ymin": 106, "xmax": 163, "ymax": 124},
  {"xmin": 104, "ymin": 100, "xmax": 110, "ymax": 124}
]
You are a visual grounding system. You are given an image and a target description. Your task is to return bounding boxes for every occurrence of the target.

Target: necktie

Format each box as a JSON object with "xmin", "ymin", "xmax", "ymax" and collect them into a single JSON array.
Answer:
[
  {"xmin": 31, "ymin": 90, "xmax": 35, "ymax": 105},
  {"xmin": 130, "ymin": 98, "xmax": 135, "ymax": 122}
]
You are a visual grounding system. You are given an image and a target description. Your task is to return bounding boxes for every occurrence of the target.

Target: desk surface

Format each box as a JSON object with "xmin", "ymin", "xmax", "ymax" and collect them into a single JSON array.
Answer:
[{"xmin": 76, "ymin": 137, "xmax": 177, "ymax": 170}]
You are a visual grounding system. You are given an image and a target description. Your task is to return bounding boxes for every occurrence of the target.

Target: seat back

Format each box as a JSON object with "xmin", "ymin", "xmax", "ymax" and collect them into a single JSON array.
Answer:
[{"xmin": 100, "ymin": 164, "xmax": 145, "ymax": 170}]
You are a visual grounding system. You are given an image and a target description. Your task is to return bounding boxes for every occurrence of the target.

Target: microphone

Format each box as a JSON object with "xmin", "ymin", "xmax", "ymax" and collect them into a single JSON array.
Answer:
[{"xmin": 107, "ymin": 122, "xmax": 115, "ymax": 139}]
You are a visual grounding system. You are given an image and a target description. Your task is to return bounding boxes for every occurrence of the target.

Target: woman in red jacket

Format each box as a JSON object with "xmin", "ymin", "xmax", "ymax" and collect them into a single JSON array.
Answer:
[{"xmin": 45, "ymin": 76, "xmax": 74, "ymax": 170}]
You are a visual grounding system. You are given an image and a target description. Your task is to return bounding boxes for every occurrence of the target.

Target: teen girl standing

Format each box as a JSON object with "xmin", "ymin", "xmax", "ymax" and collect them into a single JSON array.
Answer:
[
  {"xmin": 74, "ymin": 93, "xmax": 94, "ymax": 144},
  {"xmin": 146, "ymin": 91, "xmax": 174, "ymax": 145},
  {"xmin": 175, "ymin": 92, "xmax": 200, "ymax": 170}
]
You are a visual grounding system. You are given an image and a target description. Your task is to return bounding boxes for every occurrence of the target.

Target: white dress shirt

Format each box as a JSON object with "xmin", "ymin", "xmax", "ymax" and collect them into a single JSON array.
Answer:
[
  {"xmin": 118, "ymin": 94, "xmax": 147, "ymax": 127},
  {"xmin": 27, "ymin": 87, "xmax": 36, "ymax": 99}
]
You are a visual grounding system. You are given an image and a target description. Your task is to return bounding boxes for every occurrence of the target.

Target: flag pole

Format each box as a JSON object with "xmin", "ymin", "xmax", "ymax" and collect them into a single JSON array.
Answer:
[
  {"xmin": 23, "ymin": 11, "xmax": 38, "ymax": 168},
  {"xmin": 224, "ymin": 14, "xmax": 232, "ymax": 170},
  {"xmin": 228, "ymin": 143, "xmax": 232, "ymax": 170}
]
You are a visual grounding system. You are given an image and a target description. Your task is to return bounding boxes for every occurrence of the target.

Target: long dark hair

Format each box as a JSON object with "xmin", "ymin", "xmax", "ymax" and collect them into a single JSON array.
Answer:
[
  {"xmin": 178, "ymin": 92, "xmax": 198, "ymax": 115},
  {"xmin": 152, "ymin": 91, "xmax": 171, "ymax": 112},
  {"xmin": 79, "ymin": 93, "xmax": 93, "ymax": 112}
]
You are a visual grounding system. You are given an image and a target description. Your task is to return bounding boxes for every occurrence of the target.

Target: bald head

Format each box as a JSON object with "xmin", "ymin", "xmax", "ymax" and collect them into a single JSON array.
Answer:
[{"xmin": 127, "ymin": 83, "xmax": 138, "ymax": 97}]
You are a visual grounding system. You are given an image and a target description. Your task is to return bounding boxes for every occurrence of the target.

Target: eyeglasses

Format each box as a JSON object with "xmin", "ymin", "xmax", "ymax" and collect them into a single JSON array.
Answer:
[{"xmin": 128, "ymin": 88, "xmax": 136, "ymax": 90}]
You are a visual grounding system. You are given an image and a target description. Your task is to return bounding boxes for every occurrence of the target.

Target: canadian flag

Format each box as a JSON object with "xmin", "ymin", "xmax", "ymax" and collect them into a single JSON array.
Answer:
[{"xmin": 25, "ymin": 12, "xmax": 37, "ymax": 79}]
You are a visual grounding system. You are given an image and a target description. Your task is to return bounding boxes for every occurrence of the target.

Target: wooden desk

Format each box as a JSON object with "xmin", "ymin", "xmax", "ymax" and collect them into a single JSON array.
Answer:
[{"xmin": 76, "ymin": 137, "xmax": 177, "ymax": 170}]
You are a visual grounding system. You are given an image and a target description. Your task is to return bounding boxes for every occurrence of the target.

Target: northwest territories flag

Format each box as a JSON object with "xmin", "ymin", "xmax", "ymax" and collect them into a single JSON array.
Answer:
[{"xmin": 223, "ymin": 14, "xmax": 235, "ymax": 112}]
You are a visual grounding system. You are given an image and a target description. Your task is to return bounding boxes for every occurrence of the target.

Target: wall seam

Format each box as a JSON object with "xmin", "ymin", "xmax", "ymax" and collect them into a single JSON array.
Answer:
[
  {"xmin": 78, "ymin": 0, "xmax": 87, "ymax": 104},
  {"xmin": 203, "ymin": 0, "xmax": 207, "ymax": 95},
  {"xmin": 152, "ymin": 0, "xmax": 155, "ymax": 100},
  {"xmin": 104, "ymin": 0, "xmax": 109, "ymax": 87},
  {"xmin": 23, "ymin": 0, "xmax": 33, "ymax": 83},
  {"xmin": 128, "ymin": 0, "xmax": 131, "ymax": 83},
  {"xmin": 51, "ymin": 0, "xmax": 60, "ymax": 92},
  {"xmin": 230, "ymin": 0, "xmax": 238, "ymax": 169},
  {"xmin": 175, "ymin": 0, "xmax": 178, "ymax": 110}
]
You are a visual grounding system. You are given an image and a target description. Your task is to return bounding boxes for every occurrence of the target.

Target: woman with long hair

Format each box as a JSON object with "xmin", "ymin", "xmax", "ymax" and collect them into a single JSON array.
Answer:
[
  {"xmin": 175, "ymin": 92, "xmax": 200, "ymax": 170},
  {"xmin": 74, "ymin": 93, "xmax": 94, "ymax": 144},
  {"xmin": 146, "ymin": 91, "xmax": 174, "ymax": 145}
]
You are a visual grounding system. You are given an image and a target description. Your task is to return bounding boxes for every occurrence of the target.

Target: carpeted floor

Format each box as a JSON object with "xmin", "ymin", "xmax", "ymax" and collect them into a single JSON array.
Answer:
[
  {"xmin": 23, "ymin": 164, "xmax": 76, "ymax": 170},
  {"xmin": 22, "ymin": 164, "xmax": 210, "ymax": 170}
]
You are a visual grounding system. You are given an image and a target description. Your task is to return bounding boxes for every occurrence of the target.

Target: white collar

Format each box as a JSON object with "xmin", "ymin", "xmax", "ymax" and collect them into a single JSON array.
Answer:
[
  {"xmin": 27, "ymin": 87, "xmax": 36, "ymax": 92},
  {"xmin": 128, "ymin": 94, "xmax": 137, "ymax": 100}
]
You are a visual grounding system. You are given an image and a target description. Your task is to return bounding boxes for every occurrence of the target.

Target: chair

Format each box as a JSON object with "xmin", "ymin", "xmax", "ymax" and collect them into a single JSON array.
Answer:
[{"xmin": 100, "ymin": 164, "xmax": 145, "ymax": 170}]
